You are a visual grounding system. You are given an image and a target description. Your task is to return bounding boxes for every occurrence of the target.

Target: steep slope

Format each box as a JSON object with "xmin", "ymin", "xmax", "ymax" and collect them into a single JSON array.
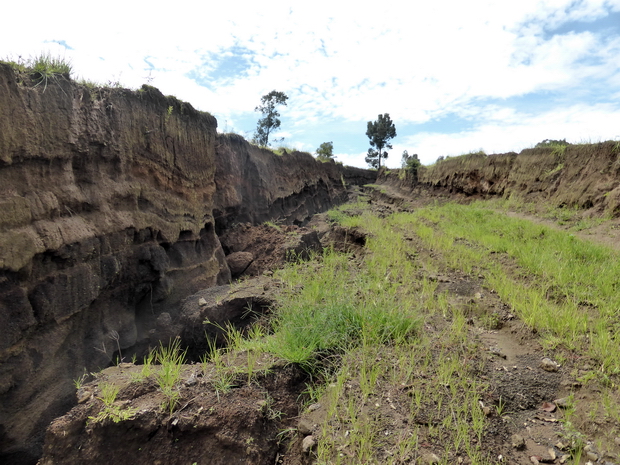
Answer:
[
  {"xmin": 381, "ymin": 142, "xmax": 620, "ymax": 215},
  {"xmin": 0, "ymin": 63, "xmax": 374, "ymax": 464}
]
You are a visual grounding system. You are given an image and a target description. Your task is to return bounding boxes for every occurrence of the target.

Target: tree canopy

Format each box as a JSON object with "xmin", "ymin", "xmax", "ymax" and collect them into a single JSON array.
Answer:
[
  {"xmin": 316, "ymin": 141, "xmax": 334, "ymax": 161},
  {"xmin": 253, "ymin": 90, "xmax": 288, "ymax": 147},
  {"xmin": 365, "ymin": 113, "xmax": 396, "ymax": 169}
]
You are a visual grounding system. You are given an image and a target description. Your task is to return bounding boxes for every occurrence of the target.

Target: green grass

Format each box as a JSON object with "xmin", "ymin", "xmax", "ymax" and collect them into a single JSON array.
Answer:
[
  {"xmin": 401, "ymin": 202, "xmax": 620, "ymax": 373},
  {"xmin": 2, "ymin": 53, "xmax": 72, "ymax": 91},
  {"xmin": 155, "ymin": 338, "xmax": 186, "ymax": 414},
  {"xmin": 88, "ymin": 382, "xmax": 137, "ymax": 424}
]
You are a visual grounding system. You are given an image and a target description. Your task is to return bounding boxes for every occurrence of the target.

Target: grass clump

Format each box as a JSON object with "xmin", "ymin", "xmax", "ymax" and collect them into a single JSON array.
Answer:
[
  {"xmin": 155, "ymin": 338, "xmax": 186, "ymax": 414},
  {"xmin": 266, "ymin": 211, "xmax": 422, "ymax": 374},
  {"xmin": 2, "ymin": 53, "xmax": 72, "ymax": 91},
  {"xmin": 88, "ymin": 383, "xmax": 137, "ymax": 424}
]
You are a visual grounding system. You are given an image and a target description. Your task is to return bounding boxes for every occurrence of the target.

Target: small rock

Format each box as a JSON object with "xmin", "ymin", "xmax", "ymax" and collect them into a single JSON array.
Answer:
[
  {"xmin": 559, "ymin": 455, "xmax": 570, "ymax": 464},
  {"xmin": 490, "ymin": 347, "xmax": 507, "ymax": 359},
  {"xmin": 307, "ymin": 403, "xmax": 321, "ymax": 412},
  {"xmin": 423, "ymin": 453, "xmax": 441, "ymax": 464},
  {"xmin": 297, "ymin": 418, "xmax": 314, "ymax": 436},
  {"xmin": 540, "ymin": 401, "xmax": 556, "ymax": 412},
  {"xmin": 302, "ymin": 435, "xmax": 316, "ymax": 454},
  {"xmin": 76, "ymin": 388, "xmax": 92, "ymax": 404},
  {"xmin": 512, "ymin": 434, "xmax": 526, "ymax": 450},
  {"xmin": 540, "ymin": 358, "xmax": 560, "ymax": 372},
  {"xmin": 185, "ymin": 373, "xmax": 197, "ymax": 386},
  {"xmin": 226, "ymin": 251, "xmax": 254, "ymax": 277},
  {"xmin": 474, "ymin": 292, "xmax": 482, "ymax": 299},
  {"xmin": 586, "ymin": 451, "xmax": 599, "ymax": 461},
  {"xmin": 198, "ymin": 297, "xmax": 207, "ymax": 306},
  {"xmin": 554, "ymin": 397, "xmax": 571, "ymax": 408},
  {"xmin": 548, "ymin": 448, "xmax": 556, "ymax": 460}
]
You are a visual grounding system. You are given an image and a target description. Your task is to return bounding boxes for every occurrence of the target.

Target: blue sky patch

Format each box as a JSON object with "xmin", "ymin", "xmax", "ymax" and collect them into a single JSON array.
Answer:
[
  {"xmin": 188, "ymin": 46, "xmax": 255, "ymax": 89},
  {"xmin": 544, "ymin": 11, "xmax": 620, "ymax": 38}
]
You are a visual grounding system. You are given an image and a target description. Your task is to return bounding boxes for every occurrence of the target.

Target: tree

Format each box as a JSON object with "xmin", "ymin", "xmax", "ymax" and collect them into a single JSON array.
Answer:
[
  {"xmin": 401, "ymin": 150, "xmax": 421, "ymax": 176},
  {"xmin": 253, "ymin": 90, "xmax": 288, "ymax": 147},
  {"xmin": 365, "ymin": 113, "xmax": 396, "ymax": 169},
  {"xmin": 315, "ymin": 141, "xmax": 334, "ymax": 161}
]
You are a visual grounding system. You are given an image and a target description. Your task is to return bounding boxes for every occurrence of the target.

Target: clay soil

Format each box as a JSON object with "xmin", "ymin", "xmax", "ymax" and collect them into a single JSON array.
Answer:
[{"xmin": 39, "ymin": 185, "xmax": 620, "ymax": 465}]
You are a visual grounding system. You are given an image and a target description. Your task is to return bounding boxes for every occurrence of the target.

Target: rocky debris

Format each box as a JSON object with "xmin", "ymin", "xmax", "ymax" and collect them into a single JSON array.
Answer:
[
  {"xmin": 38, "ymin": 361, "xmax": 307, "ymax": 465},
  {"xmin": 219, "ymin": 223, "xmax": 323, "ymax": 278},
  {"xmin": 540, "ymin": 358, "xmax": 560, "ymax": 372},
  {"xmin": 422, "ymin": 452, "xmax": 441, "ymax": 464},
  {"xmin": 226, "ymin": 251, "xmax": 254, "ymax": 277},
  {"xmin": 297, "ymin": 418, "xmax": 314, "ymax": 436},
  {"xmin": 148, "ymin": 312, "xmax": 183, "ymax": 346},
  {"xmin": 553, "ymin": 397, "xmax": 571, "ymax": 408},
  {"xmin": 512, "ymin": 434, "xmax": 526, "ymax": 450},
  {"xmin": 301, "ymin": 435, "xmax": 316, "ymax": 454},
  {"xmin": 179, "ymin": 276, "xmax": 277, "ymax": 360},
  {"xmin": 323, "ymin": 225, "xmax": 368, "ymax": 252},
  {"xmin": 489, "ymin": 346, "xmax": 507, "ymax": 359}
]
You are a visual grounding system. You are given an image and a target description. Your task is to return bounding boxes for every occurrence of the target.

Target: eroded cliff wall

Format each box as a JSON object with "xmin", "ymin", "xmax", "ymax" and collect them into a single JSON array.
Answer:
[
  {"xmin": 380, "ymin": 142, "xmax": 620, "ymax": 215},
  {"xmin": 0, "ymin": 64, "xmax": 375, "ymax": 464},
  {"xmin": 0, "ymin": 64, "xmax": 233, "ymax": 464},
  {"xmin": 214, "ymin": 133, "xmax": 375, "ymax": 232}
]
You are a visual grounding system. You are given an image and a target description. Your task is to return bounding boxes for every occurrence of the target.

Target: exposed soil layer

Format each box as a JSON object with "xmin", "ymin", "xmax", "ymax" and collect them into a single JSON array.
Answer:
[
  {"xmin": 40, "ymin": 361, "xmax": 307, "ymax": 465},
  {"xmin": 0, "ymin": 64, "xmax": 374, "ymax": 464}
]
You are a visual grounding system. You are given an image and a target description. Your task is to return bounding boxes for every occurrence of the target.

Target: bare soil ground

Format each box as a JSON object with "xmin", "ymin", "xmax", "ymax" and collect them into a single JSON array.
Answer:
[{"xmin": 39, "ymin": 186, "xmax": 620, "ymax": 465}]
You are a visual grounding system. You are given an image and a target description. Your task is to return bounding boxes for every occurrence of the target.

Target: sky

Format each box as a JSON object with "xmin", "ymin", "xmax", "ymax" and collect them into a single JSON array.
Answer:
[{"xmin": 2, "ymin": 0, "xmax": 619, "ymax": 168}]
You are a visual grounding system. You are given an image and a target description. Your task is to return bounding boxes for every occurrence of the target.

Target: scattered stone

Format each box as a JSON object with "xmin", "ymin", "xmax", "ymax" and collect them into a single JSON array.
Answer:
[
  {"xmin": 559, "ymin": 455, "xmax": 570, "ymax": 464},
  {"xmin": 423, "ymin": 452, "xmax": 441, "ymax": 464},
  {"xmin": 540, "ymin": 358, "xmax": 560, "ymax": 372},
  {"xmin": 512, "ymin": 434, "xmax": 526, "ymax": 450},
  {"xmin": 185, "ymin": 373, "xmax": 197, "ymax": 386},
  {"xmin": 297, "ymin": 418, "xmax": 314, "ymax": 436},
  {"xmin": 226, "ymin": 251, "xmax": 254, "ymax": 277},
  {"xmin": 76, "ymin": 388, "xmax": 92, "ymax": 404},
  {"xmin": 548, "ymin": 448, "xmax": 556, "ymax": 461},
  {"xmin": 530, "ymin": 456, "xmax": 541, "ymax": 464},
  {"xmin": 307, "ymin": 403, "xmax": 321, "ymax": 412},
  {"xmin": 540, "ymin": 401, "xmax": 556, "ymax": 412},
  {"xmin": 586, "ymin": 451, "xmax": 599, "ymax": 462},
  {"xmin": 302, "ymin": 435, "xmax": 316, "ymax": 454},
  {"xmin": 474, "ymin": 292, "xmax": 482, "ymax": 299},
  {"xmin": 490, "ymin": 347, "xmax": 507, "ymax": 359},
  {"xmin": 198, "ymin": 297, "xmax": 207, "ymax": 306},
  {"xmin": 554, "ymin": 397, "xmax": 571, "ymax": 408}
]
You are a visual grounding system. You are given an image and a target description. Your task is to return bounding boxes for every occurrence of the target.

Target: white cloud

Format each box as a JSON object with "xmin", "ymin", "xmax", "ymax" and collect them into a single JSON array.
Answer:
[
  {"xmin": 1, "ymin": 0, "xmax": 619, "ymax": 169},
  {"xmin": 393, "ymin": 103, "xmax": 620, "ymax": 167}
]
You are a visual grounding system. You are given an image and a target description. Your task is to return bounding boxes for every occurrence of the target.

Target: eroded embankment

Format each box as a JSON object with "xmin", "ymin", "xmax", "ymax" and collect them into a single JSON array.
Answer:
[
  {"xmin": 380, "ymin": 142, "xmax": 620, "ymax": 216},
  {"xmin": 0, "ymin": 63, "xmax": 374, "ymax": 464}
]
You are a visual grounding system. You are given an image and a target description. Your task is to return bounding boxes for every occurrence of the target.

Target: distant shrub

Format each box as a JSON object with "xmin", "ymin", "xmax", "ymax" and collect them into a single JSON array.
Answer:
[{"xmin": 534, "ymin": 139, "xmax": 569, "ymax": 148}]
